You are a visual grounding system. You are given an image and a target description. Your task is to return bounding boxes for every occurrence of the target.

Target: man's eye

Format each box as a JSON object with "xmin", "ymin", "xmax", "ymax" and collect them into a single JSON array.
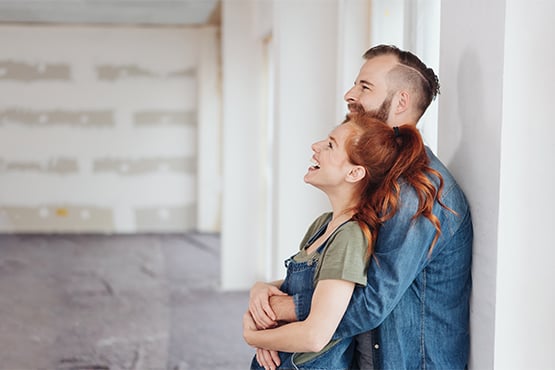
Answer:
[
  {"xmin": 328, "ymin": 142, "xmax": 333, "ymax": 148},
  {"xmin": 362, "ymin": 85, "xmax": 370, "ymax": 90}
]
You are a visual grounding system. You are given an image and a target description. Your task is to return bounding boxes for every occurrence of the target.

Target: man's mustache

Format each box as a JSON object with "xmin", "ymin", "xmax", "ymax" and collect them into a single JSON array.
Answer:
[{"xmin": 348, "ymin": 103, "xmax": 366, "ymax": 114}]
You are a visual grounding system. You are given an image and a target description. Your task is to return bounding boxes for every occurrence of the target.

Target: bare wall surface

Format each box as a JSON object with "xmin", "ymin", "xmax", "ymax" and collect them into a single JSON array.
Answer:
[{"xmin": 0, "ymin": 25, "xmax": 205, "ymax": 233}]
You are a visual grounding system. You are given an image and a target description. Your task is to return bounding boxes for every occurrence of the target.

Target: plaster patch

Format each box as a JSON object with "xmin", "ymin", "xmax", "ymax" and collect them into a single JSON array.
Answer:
[
  {"xmin": 134, "ymin": 110, "xmax": 196, "ymax": 127},
  {"xmin": 0, "ymin": 206, "xmax": 114, "ymax": 232},
  {"xmin": 167, "ymin": 67, "xmax": 196, "ymax": 78},
  {"xmin": 93, "ymin": 156, "xmax": 196, "ymax": 175},
  {"xmin": 1, "ymin": 158, "xmax": 78, "ymax": 174},
  {"xmin": 6, "ymin": 161, "xmax": 41, "ymax": 172},
  {"xmin": 0, "ymin": 60, "xmax": 70, "ymax": 82},
  {"xmin": 135, "ymin": 204, "xmax": 196, "ymax": 232},
  {"xmin": 0, "ymin": 108, "xmax": 114, "ymax": 127},
  {"xmin": 97, "ymin": 64, "xmax": 157, "ymax": 81}
]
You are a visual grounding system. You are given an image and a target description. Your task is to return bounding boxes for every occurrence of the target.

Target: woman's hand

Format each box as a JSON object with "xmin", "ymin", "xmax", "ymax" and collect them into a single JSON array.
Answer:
[
  {"xmin": 243, "ymin": 310, "xmax": 258, "ymax": 345},
  {"xmin": 248, "ymin": 281, "xmax": 286, "ymax": 329},
  {"xmin": 256, "ymin": 348, "xmax": 281, "ymax": 370},
  {"xmin": 243, "ymin": 311, "xmax": 281, "ymax": 369}
]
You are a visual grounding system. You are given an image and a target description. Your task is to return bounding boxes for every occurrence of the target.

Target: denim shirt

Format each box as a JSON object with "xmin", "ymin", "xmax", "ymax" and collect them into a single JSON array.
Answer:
[{"xmin": 293, "ymin": 148, "xmax": 473, "ymax": 370}]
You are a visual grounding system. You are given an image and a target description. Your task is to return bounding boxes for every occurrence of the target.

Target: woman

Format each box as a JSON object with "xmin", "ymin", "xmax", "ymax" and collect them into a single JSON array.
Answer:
[{"xmin": 243, "ymin": 113, "xmax": 449, "ymax": 369}]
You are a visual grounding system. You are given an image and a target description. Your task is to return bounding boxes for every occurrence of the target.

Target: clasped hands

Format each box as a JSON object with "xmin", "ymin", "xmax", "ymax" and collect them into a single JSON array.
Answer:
[{"xmin": 243, "ymin": 282, "xmax": 295, "ymax": 370}]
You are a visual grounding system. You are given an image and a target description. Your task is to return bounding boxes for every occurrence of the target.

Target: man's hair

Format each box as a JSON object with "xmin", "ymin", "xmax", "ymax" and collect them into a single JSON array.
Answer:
[{"xmin": 363, "ymin": 44, "xmax": 440, "ymax": 120}]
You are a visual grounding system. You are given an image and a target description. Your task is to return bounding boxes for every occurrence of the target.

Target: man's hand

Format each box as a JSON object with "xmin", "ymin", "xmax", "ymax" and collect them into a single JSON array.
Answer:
[
  {"xmin": 249, "ymin": 282, "xmax": 287, "ymax": 329},
  {"xmin": 269, "ymin": 294, "xmax": 297, "ymax": 323}
]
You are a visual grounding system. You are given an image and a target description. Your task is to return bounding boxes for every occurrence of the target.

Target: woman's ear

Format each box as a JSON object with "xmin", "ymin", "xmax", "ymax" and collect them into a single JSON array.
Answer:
[{"xmin": 346, "ymin": 165, "xmax": 366, "ymax": 183}]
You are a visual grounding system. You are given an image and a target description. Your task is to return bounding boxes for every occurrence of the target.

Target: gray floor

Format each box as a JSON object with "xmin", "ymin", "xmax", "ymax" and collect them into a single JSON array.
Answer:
[{"xmin": 0, "ymin": 232, "xmax": 253, "ymax": 370}]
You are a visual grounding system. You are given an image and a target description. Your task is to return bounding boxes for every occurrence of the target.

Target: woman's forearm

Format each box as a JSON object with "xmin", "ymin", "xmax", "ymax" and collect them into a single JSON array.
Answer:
[
  {"xmin": 244, "ymin": 279, "xmax": 355, "ymax": 353},
  {"xmin": 245, "ymin": 320, "xmax": 323, "ymax": 352}
]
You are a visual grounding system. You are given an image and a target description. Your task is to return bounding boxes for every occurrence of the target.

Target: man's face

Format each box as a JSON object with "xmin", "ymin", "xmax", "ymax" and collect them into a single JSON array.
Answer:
[{"xmin": 344, "ymin": 54, "xmax": 397, "ymax": 125}]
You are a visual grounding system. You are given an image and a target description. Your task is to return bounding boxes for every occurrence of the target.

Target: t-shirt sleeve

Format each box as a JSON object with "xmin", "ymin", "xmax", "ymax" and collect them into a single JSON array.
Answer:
[{"xmin": 315, "ymin": 221, "xmax": 368, "ymax": 286}]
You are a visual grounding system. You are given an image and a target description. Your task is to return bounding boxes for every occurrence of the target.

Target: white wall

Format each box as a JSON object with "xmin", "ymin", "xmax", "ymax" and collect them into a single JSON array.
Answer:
[
  {"xmin": 336, "ymin": 0, "xmax": 371, "ymax": 122},
  {"xmin": 220, "ymin": 0, "xmax": 264, "ymax": 289},
  {"xmin": 439, "ymin": 2, "xmax": 505, "ymax": 365},
  {"xmin": 220, "ymin": 0, "xmax": 341, "ymax": 289},
  {"xmin": 369, "ymin": 0, "xmax": 440, "ymax": 151},
  {"xmin": 196, "ymin": 26, "xmax": 222, "ymax": 232},
  {"xmin": 406, "ymin": 0, "xmax": 440, "ymax": 152},
  {"xmin": 0, "ymin": 25, "xmax": 220, "ymax": 233},
  {"xmin": 440, "ymin": 0, "xmax": 555, "ymax": 368},
  {"xmin": 270, "ymin": 0, "xmax": 339, "ymax": 279},
  {"xmin": 495, "ymin": 0, "xmax": 555, "ymax": 368},
  {"xmin": 370, "ymin": 0, "xmax": 405, "ymax": 47}
]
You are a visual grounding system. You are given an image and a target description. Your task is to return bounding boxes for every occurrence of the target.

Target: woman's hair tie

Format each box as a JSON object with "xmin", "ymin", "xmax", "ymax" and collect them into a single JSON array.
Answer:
[{"xmin": 393, "ymin": 126, "xmax": 400, "ymax": 137}]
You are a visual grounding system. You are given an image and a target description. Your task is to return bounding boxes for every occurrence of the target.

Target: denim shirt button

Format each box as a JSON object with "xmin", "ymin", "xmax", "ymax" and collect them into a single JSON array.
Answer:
[{"xmin": 374, "ymin": 344, "xmax": 380, "ymax": 350}]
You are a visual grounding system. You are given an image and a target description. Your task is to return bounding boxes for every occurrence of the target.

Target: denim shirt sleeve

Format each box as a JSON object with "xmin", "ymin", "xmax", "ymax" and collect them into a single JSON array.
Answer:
[
  {"xmin": 293, "ymin": 290, "xmax": 313, "ymax": 321},
  {"xmin": 331, "ymin": 171, "xmax": 472, "ymax": 340},
  {"xmin": 331, "ymin": 181, "xmax": 449, "ymax": 339}
]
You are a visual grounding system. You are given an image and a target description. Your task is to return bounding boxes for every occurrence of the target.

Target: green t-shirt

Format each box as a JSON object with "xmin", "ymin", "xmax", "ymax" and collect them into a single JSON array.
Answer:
[
  {"xmin": 295, "ymin": 212, "xmax": 368, "ymax": 286},
  {"xmin": 292, "ymin": 212, "xmax": 369, "ymax": 365}
]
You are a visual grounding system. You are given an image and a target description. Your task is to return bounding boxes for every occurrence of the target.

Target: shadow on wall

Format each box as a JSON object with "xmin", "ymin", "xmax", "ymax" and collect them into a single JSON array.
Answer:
[
  {"xmin": 455, "ymin": 47, "xmax": 499, "ymax": 370},
  {"xmin": 454, "ymin": 48, "xmax": 501, "ymax": 220},
  {"xmin": 454, "ymin": 49, "xmax": 484, "ymax": 176}
]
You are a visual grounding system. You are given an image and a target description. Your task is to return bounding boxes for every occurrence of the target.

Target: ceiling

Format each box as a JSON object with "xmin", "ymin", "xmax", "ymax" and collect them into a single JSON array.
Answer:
[{"xmin": 0, "ymin": 0, "xmax": 221, "ymax": 26}]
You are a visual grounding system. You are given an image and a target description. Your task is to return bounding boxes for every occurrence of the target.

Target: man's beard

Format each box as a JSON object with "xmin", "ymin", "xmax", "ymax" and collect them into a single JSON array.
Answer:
[{"xmin": 347, "ymin": 95, "xmax": 392, "ymax": 123}]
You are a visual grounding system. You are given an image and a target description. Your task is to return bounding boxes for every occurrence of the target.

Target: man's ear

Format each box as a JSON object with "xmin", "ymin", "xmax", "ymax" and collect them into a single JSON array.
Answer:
[
  {"xmin": 394, "ymin": 90, "xmax": 410, "ymax": 114},
  {"xmin": 346, "ymin": 165, "xmax": 366, "ymax": 183}
]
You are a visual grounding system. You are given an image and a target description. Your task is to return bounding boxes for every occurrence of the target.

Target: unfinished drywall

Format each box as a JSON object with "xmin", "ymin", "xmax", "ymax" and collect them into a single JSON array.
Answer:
[{"xmin": 0, "ymin": 25, "xmax": 213, "ymax": 233}]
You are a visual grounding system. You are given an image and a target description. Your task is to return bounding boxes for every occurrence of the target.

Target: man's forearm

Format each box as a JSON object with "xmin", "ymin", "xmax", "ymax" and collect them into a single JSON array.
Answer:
[{"xmin": 269, "ymin": 295, "xmax": 297, "ymax": 323}]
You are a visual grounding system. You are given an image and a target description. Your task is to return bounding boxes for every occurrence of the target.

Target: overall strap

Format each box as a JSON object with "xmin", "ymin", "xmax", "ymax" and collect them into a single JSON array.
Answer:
[
  {"xmin": 304, "ymin": 214, "xmax": 333, "ymax": 247},
  {"xmin": 285, "ymin": 216, "xmax": 332, "ymax": 268},
  {"xmin": 315, "ymin": 219, "xmax": 353, "ymax": 254}
]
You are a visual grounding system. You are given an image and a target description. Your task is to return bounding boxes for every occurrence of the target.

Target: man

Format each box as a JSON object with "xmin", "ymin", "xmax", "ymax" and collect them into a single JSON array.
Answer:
[{"xmin": 248, "ymin": 44, "xmax": 473, "ymax": 369}]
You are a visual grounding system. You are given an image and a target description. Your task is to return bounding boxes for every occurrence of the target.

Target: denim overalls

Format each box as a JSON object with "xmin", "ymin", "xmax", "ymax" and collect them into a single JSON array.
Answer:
[{"xmin": 250, "ymin": 219, "xmax": 355, "ymax": 370}]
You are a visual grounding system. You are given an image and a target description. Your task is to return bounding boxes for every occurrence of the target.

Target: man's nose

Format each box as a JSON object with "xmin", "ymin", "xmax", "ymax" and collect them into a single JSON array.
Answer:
[{"xmin": 344, "ymin": 87, "xmax": 358, "ymax": 103}]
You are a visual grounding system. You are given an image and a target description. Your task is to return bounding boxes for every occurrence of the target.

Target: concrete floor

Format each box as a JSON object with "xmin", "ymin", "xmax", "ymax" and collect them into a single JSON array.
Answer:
[{"xmin": 0, "ymin": 232, "xmax": 253, "ymax": 370}]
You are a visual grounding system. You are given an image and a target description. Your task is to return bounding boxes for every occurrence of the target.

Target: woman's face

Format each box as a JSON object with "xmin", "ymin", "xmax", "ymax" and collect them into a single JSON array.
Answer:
[{"xmin": 304, "ymin": 123, "xmax": 356, "ymax": 191}]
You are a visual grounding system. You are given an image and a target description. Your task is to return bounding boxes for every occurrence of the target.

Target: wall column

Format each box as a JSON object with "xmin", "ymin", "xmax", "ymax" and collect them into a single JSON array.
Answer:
[{"xmin": 439, "ymin": 0, "xmax": 555, "ymax": 368}]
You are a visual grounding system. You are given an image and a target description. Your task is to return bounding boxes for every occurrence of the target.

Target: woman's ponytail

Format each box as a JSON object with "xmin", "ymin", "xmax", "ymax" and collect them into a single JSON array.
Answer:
[
  {"xmin": 345, "ymin": 115, "xmax": 452, "ymax": 257},
  {"xmin": 382, "ymin": 124, "xmax": 450, "ymax": 252}
]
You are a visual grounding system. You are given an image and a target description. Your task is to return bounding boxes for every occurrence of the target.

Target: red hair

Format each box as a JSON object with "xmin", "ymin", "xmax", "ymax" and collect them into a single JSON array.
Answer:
[{"xmin": 343, "ymin": 114, "xmax": 451, "ymax": 259}]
